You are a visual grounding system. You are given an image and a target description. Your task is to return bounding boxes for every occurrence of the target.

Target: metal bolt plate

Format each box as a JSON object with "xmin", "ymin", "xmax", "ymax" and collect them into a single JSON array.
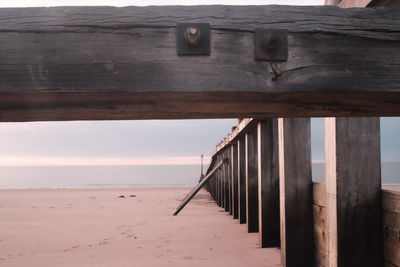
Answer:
[
  {"xmin": 176, "ymin": 23, "xmax": 210, "ymax": 56},
  {"xmin": 254, "ymin": 29, "xmax": 288, "ymax": 62}
]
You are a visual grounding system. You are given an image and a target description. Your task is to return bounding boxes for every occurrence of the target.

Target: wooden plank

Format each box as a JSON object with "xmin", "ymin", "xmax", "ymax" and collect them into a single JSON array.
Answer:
[
  {"xmin": 325, "ymin": 117, "xmax": 382, "ymax": 267},
  {"xmin": 383, "ymin": 190, "xmax": 400, "ymax": 267},
  {"xmin": 314, "ymin": 225, "xmax": 327, "ymax": 254},
  {"xmin": 313, "ymin": 183, "xmax": 327, "ymax": 207},
  {"xmin": 0, "ymin": 6, "xmax": 400, "ymax": 121},
  {"xmin": 257, "ymin": 119, "xmax": 280, "ymax": 248},
  {"xmin": 278, "ymin": 118, "xmax": 314, "ymax": 267},
  {"xmin": 238, "ymin": 138, "xmax": 247, "ymax": 224},
  {"xmin": 316, "ymin": 250, "xmax": 327, "ymax": 267},
  {"xmin": 313, "ymin": 204, "xmax": 327, "ymax": 229},
  {"xmin": 231, "ymin": 144, "xmax": 239, "ymax": 219},
  {"xmin": 246, "ymin": 130, "xmax": 259, "ymax": 233}
]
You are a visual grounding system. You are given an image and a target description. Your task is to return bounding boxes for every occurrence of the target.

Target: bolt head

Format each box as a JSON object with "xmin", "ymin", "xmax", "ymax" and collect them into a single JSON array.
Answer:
[{"xmin": 184, "ymin": 27, "xmax": 202, "ymax": 46}]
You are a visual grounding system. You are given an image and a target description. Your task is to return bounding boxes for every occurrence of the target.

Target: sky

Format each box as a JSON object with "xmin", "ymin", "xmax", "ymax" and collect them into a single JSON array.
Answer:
[{"xmin": 0, "ymin": 0, "xmax": 399, "ymax": 166}]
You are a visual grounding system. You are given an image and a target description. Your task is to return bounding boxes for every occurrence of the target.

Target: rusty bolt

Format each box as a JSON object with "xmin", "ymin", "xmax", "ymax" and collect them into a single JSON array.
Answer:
[{"xmin": 184, "ymin": 27, "xmax": 201, "ymax": 46}]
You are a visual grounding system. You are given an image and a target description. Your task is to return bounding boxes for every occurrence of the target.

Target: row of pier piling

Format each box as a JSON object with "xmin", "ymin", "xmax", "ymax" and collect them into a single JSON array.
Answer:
[{"xmin": 204, "ymin": 118, "xmax": 399, "ymax": 267}]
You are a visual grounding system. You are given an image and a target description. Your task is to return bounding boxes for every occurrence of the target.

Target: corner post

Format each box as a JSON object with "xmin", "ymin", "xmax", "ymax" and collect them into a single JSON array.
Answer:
[{"xmin": 325, "ymin": 117, "xmax": 382, "ymax": 267}]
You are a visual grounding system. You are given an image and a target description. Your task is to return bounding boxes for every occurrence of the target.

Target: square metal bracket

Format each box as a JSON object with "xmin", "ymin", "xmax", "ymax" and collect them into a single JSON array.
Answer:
[
  {"xmin": 254, "ymin": 29, "xmax": 288, "ymax": 62},
  {"xmin": 176, "ymin": 23, "xmax": 210, "ymax": 56}
]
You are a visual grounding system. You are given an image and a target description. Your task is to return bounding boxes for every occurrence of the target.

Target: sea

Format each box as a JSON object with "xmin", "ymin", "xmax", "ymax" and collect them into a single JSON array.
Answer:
[{"xmin": 0, "ymin": 162, "xmax": 398, "ymax": 189}]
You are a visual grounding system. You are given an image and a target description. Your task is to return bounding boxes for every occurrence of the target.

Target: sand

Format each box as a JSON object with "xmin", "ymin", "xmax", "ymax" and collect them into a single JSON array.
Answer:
[{"xmin": 0, "ymin": 188, "xmax": 281, "ymax": 267}]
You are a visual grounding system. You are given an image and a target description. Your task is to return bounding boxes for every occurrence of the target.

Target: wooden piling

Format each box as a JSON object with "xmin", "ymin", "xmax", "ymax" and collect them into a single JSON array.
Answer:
[
  {"xmin": 257, "ymin": 119, "xmax": 280, "ymax": 248},
  {"xmin": 246, "ymin": 130, "xmax": 259, "ymax": 233},
  {"xmin": 238, "ymin": 138, "xmax": 247, "ymax": 224},
  {"xmin": 278, "ymin": 118, "xmax": 314, "ymax": 267},
  {"xmin": 325, "ymin": 117, "xmax": 382, "ymax": 267},
  {"xmin": 231, "ymin": 144, "xmax": 239, "ymax": 219}
]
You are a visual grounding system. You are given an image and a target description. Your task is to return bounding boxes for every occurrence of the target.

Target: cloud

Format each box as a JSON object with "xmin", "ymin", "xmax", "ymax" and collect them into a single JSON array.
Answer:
[{"xmin": 0, "ymin": 156, "xmax": 210, "ymax": 166}]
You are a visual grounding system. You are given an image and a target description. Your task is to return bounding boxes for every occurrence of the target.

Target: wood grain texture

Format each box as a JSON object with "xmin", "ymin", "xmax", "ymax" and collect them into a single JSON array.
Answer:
[
  {"xmin": 0, "ymin": 6, "xmax": 399, "ymax": 121},
  {"xmin": 278, "ymin": 118, "xmax": 314, "ymax": 267},
  {"xmin": 245, "ymin": 130, "xmax": 259, "ymax": 233},
  {"xmin": 383, "ymin": 190, "xmax": 400, "ymax": 267},
  {"xmin": 257, "ymin": 120, "xmax": 280, "ymax": 248},
  {"xmin": 313, "ymin": 183, "xmax": 327, "ymax": 267},
  {"xmin": 238, "ymin": 138, "xmax": 247, "ymax": 224},
  {"xmin": 231, "ymin": 144, "xmax": 239, "ymax": 219},
  {"xmin": 325, "ymin": 117, "xmax": 382, "ymax": 267}
]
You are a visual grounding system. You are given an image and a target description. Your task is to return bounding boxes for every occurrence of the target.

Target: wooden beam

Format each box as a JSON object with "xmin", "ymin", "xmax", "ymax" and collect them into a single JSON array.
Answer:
[
  {"xmin": 325, "ymin": 117, "xmax": 382, "ymax": 267},
  {"xmin": 238, "ymin": 138, "xmax": 247, "ymax": 224},
  {"xmin": 257, "ymin": 119, "xmax": 280, "ymax": 248},
  {"xmin": 0, "ymin": 6, "xmax": 400, "ymax": 121},
  {"xmin": 246, "ymin": 130, "xmax": 259, "ymax": 233},
  {"xmin": 278, "ymin": 118, "xmax": 314, "ymax": 267},
  {"xmin": 231, "ymin": 144, "xmax": 239, "ymax": 219}
]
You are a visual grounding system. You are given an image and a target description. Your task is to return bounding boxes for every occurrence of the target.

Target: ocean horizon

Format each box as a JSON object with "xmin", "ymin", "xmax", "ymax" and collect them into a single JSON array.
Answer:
[{"xmin": 0, "ymin": 162, "xmax": 398, "ymax": 189}]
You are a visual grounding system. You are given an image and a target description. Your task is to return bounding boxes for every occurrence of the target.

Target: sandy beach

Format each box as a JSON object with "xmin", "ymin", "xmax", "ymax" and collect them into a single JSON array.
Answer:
[{"xmin": 0, "ymin": 187, "xmax": 281, "ymax": 267}]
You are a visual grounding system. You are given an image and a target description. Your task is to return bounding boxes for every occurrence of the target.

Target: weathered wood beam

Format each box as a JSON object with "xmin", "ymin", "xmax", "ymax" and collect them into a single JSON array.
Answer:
[
  {"xmin": 245, "ymin": 130, "xmax": 259, "ymax": 233},
  {"xmin": 278, "ymin": 118, "xmax": 314, "ymax": 267},
  {"xmin": 257, "ymin": 119, "xmax": 280, "ymax": 248},
  {"xmin": 238, "ymin": 138, "xmax": 247, "ymax": 224},
  {"xmin": 0, "ymin": 6, "xmax": 399, "ymax": 121},
  {"xmin": 325, "ymin": 117, "xmax": 382, "ymax": 267}
]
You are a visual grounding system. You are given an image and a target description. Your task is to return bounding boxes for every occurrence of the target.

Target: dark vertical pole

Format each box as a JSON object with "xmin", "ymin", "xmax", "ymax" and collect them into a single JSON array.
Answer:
[
  {"xmin": 238, "ymin": 138, "xmax": 247, "ymax": 224},
  {"xmin": 217, "ymin": 154, "xmax": 221, "ymax": 207},
  {"xmin": 278, "ymin": 118, "xmax": 314, "ymax": 267},
  {"xmin": 226, "ymin": 149, "xmax": 232, "ymax": 214},
  {"xmin": 221, "ymin": 152, "xmax": 226, "ymax": 210},
  {"xmin": 246, "ymin": 129, "xmax": 259, "ymax": 233},
  {"xmin": 231, "ymin": 144, "xmax": 239, "ymax": 219},
  {"xmin": 258, "ymin": 119, "xmax": 280, "ymax": 248},
  {"xmin": 325, "ymin": 117, "xmax": 382, "ymax": 267}
]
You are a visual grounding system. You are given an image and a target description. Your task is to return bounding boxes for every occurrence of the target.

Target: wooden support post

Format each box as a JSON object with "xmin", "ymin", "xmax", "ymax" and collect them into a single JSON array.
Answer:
[
  {"xmin": 257, "ymin": 119, "xmax": 280, "ymax": 248},
  {"xmin": 217, "ymin": 155, "xmax": 222, "ymax": 207},
  {"xmin": 224, "ymin": 150, "xmax": 230, "ymax": 212},
  {"xmin": 325, "ymin": 117, "xmax": 382, "ymax": 267},
  {"xmin": 231, "ymin": 144, "xmax": 239, "ymax": 219},
  {"xmin": 246, "ymin": 130, "xmax": 259, "ymax": 233},
  {"xmin": 226, "ymin": 149, "xmax": 232, "ymax": 214},
  {"xmin": 221, "ymin": 154, "xmax": 226, "ymax": 210},
  {"xmin": 278, "ymin": 118, "xmax": 314, "ymax": 267},
  {"xmin": 238, "ymin": 138, "xmax": 247, "ymax": 224}
]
